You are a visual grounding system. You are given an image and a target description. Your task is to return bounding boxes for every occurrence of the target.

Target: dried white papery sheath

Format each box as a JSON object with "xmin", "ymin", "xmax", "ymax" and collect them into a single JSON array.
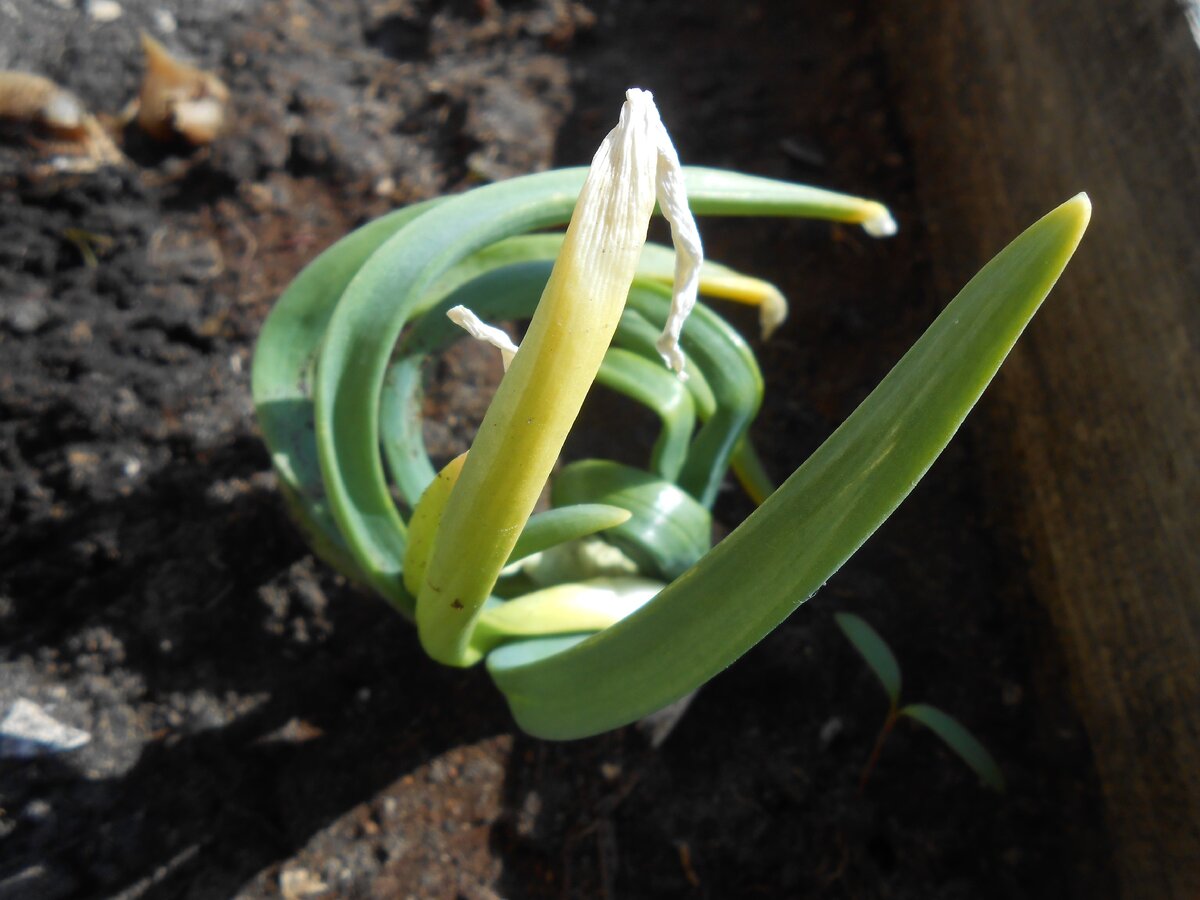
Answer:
[
  {"xmin": 649, "ymin": 111, "xmax": 703, "ymax": 377},
  {"xmin": 447, "ymin": 305, "xmax": 519, "ymax": 370},
  {"xmin": 449, "ymin": 88, "xmax": 702, "ymax": 378}
]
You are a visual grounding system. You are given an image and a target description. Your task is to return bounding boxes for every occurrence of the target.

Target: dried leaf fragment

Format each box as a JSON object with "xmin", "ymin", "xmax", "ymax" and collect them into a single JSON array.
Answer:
[
  {"xmin": 0, "ymin": 71, "xmax": 124, "ymax": 173},
  {"xmin": 0, "ymin": 71, "xmax": 87, "ymax": 138},
  {"xmin": 138, "ymin": 32, "xmax": 230, "ymax": 145}
]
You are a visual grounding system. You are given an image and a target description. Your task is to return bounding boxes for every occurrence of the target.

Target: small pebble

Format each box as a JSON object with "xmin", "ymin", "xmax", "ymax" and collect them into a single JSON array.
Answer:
[
  {"xmin": 0, "ymin": 699, "xmax": 90, "ymax": 758},
  {"xmin": 153, "ymin": 8, "xmax": 177, "ymax": 33},
  {"xmin": 279, "ymin": 867, "xmax": 327, "ymax": 900},
  {"xmin": 819, "ymin": 716, "xmax": 844, "ymax": 746},
  {"xmin": 23, "ymin": 799, "xmax": 52, "ymax": 822},
  {"xmin": 5, "ymin": 299, "xmax": 49, "ymax": 335}
]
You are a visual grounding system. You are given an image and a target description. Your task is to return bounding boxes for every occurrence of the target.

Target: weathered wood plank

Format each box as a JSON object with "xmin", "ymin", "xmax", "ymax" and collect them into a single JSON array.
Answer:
[{"xmin": 879, "ymin": 1, "xmax": 1200, "ymax": 895}]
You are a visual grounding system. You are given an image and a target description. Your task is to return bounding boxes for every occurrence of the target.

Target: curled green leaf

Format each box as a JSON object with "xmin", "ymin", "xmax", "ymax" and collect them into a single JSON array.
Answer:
[
  {"xmin": 508, "ymin": 504, "xmax": 633, "ymax": 566},
  {"xmin": 551, "ymin": 460, "xmax": 712, "ymax": 581},
  {"xmin": 901, "ymin": 703, "xmax": 1005, "ymax": 791}
]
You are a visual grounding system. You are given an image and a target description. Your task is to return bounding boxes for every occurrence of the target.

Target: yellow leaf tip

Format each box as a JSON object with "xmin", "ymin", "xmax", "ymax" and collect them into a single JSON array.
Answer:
[
  {"xmin": 1047, "ymin": 193, "xmax": 1091, "ymax": 245},
  {"xmin": 1066, "ymin": 191, "xmax": 1092, "ymax": 225},
  {"xmin": 861, "ymin": 202, "xmax": 898, "ymax": 238}
]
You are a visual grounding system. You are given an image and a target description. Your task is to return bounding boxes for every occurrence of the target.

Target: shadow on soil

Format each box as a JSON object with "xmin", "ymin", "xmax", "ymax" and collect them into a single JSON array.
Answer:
[{"xmin": 1, "ymin": 443, "xmax": 504, "ymax": 898}]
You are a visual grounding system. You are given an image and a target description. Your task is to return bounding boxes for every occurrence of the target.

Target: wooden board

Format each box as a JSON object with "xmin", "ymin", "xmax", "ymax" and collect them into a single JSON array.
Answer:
[{"xmin": 879, "ymin": 1, "xmax": 1200, "ymax": 895}]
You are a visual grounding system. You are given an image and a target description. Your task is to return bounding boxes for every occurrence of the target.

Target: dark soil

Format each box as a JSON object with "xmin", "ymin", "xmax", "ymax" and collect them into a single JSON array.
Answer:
[{"xmin": 0, "ymin": 1, "xmax": 1112, "ymax": 897}]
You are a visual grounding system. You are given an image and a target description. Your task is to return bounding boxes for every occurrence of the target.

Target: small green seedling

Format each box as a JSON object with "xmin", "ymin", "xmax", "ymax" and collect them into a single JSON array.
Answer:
[{"xmin": 835, "ymin": 612, "xmax": 1005, "ymax": 791}]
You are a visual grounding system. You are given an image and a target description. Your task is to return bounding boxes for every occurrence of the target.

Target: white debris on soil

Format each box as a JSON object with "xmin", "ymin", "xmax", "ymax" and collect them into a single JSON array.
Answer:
[
  {"xmin": 819, "ymin": 715, "xmax": 844, "ymax": 747},
  {"xmin": 280, "ymin": 867, "xmax": 329, "ymax": 899},
  {"xmin": 86, "ymin": 0, "xmax": 124, "ymax": 23},
  {"xmin": 0, "ymin": 698, "xmax": 91, "ymax": 758},
  {"xmin": 153, "ymin": 8, "xmax": 178, "ymax": 34}
]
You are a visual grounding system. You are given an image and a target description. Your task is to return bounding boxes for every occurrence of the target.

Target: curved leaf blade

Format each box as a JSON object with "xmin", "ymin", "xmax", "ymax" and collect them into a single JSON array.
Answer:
[
  {"xmin": 402, "ymin": 454, "xmax": 467, "ymax": 597},
  {"xmin": 251, "ymin": 198, "xmax": 443, "ymax": 597},
  {"xmin": 551, "ymin": 460, "xmax": 712, "ymax": 581},
  {"xmin": 488, "ymin": 195, "xmax": 1091, "ymax": 739},
  {"xmin": 624, "ymin": 287, "xmax": 763, "ymax": 507},
  {"xmin": 596, "ymin": 348, "xmax": 696, "ymax": 480},
  {"xmin": 900, "ymin": 703, "xmax": 1005, "ymax": 791},
  {"xmin": 730, "ymin": 437, "xmax": 775, "ymax": 505},
  {"xmin": 508, "ymin": 504, "xmax": 633, "ymax": 565},
  {"xmin": 472, "ymin": 577, "xmax": 665, "ymax": 655}
]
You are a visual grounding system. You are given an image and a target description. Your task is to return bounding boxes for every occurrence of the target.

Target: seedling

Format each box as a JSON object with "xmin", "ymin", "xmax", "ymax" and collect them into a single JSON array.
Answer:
[
  {"xmin": 252, "ymin": 89, "xmax": 1089, "ymax": 739},
  {"xmin": 835, "ymin": 612, "xmax": 1005, "ymax": 791}
]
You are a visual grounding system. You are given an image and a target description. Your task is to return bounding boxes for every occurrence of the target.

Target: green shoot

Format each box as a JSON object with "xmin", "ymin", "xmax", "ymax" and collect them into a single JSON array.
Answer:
[
  {"xmin": 252, "ymin": 88, "xmax": 1089, "ymax": 740},
  {"xmin": 835, "ymin": 612, "xmax": 1005, "ymax": 792}
]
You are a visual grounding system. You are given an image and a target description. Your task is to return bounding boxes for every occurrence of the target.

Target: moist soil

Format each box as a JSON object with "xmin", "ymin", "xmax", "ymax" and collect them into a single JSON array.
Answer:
[{"xmin": 0, "ymin": 1, "xmax": 1113, "ymax": 897}]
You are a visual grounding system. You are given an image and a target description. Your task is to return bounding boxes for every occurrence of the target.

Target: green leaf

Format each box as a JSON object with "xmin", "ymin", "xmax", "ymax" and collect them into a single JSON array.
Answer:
[
  {"xmin": 551, "ymin": 460, "xmax": 712, "ymax": 580},
  {"xmin": 508, "ymin": 504, "xmax": 633, "ymax": 565},
  {"xmin": 416, "ymin": 234, "xmax": 566, "ymax": 317},
  {"xmin": 472, "ymin": 577, "xmax": 665, "ymax": 655},
  {"xmin": 900, "ymin": 703, "xmax": 1005, "ymax": 791},
  {"xmin": 624, "ymin": 287, "xmax": 763, "ymax": 508},
  {"xmin": 729, "ymin": 437, "xmax": 775, "ymax": 505},
  {"xmin": 401, "ymin": 453, "xmax": 466, "ymax": 598},
  {"xmin": 596, "ymin": 348, "xmax": 697, "ymax": 481},
  {"xmin": 835, "ymin": 612, "xmax": 901, "ymax": 707},
  {"xmin": 612, "ymin": 305, "xmax": 718, "ymax": 416},
  {"xmin": 251, "ymin": 198, "xmax": 444, "ymax": 599},
  {"xmin": 487, "ymin": 195, "xmax": 1091, "ymax": 739}
]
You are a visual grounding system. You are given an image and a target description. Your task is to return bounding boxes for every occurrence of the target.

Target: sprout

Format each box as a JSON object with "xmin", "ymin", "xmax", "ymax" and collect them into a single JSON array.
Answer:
[
  {"xmin": 836, "ymin": 613, "xmax": 1005, "ymax": 792},
  {"xmin": 253, "ymin": 89, "xmax": 1089, "ymax": 739}
]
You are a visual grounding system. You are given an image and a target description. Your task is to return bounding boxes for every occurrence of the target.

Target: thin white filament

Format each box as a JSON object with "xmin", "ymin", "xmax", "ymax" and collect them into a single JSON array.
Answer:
[
  {"xmin": 648, "ymin": 108, "xmax": 703, "ymax": 379},
  {"xmin": 447, "ymin": 305, "xmax": 519, "ymax": 370}
]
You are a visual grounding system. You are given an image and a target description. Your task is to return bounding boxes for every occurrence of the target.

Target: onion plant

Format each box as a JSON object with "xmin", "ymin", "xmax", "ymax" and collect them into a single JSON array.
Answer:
[{"xmin": 252, "ymin": 90, "xmax": 1090, "ymax": 740}]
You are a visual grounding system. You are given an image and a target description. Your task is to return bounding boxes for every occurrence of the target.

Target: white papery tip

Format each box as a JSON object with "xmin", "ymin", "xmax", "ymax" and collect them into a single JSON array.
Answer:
[
  {"xmin": 862, "ymin": 205, "xmax": 898, "ymax": 238},
  {"xmin": 625, "ymin": 90, "xmax": 702, "ymax": 380},
  {"xmin": 447, "ymin": 305, "xmax": 519, "ymax": 370}
]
